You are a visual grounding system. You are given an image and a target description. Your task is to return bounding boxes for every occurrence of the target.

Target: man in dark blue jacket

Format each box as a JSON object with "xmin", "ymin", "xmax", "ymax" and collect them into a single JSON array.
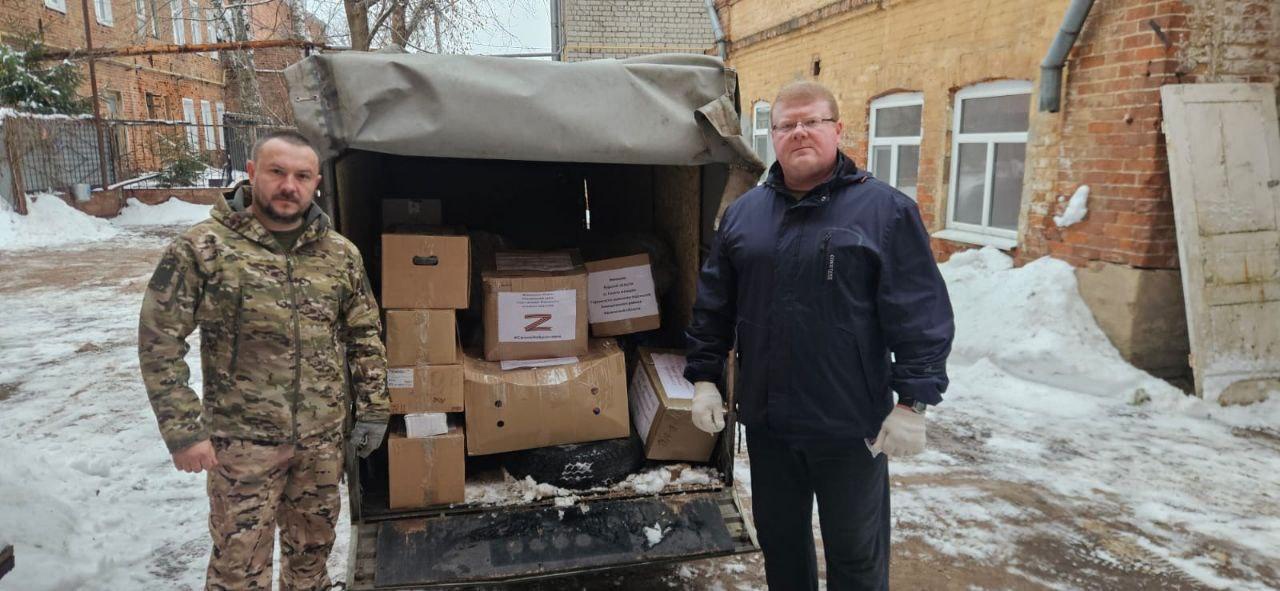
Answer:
[{"xmin": 684, "ymin": 81, "xmax": 954, "ymax": 590}]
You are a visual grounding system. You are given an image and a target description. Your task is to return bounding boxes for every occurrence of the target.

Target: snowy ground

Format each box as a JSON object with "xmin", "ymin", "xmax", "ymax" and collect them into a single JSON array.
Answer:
[{"xmin": 1, "ymin": 201, "xmax": 1278, "ymax": 590}]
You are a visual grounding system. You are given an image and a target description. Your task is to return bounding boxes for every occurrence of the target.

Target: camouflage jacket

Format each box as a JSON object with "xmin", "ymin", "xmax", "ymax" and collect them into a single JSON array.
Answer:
[{"xmin": 139, "ymin": 185, "xmax": 388, "ymax": 453}]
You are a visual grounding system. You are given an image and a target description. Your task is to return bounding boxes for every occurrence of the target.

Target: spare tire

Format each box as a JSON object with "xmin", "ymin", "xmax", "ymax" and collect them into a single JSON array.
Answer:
[{"xmin": 501, "ymin": 435, "xmax": 645, "ymax": 490}]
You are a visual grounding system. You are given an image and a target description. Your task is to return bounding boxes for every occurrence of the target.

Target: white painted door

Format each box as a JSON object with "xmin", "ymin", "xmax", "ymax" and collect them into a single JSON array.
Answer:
[{"xmin": 1162, "ymin": 83, "xmax": 1280, "ymax": 403}]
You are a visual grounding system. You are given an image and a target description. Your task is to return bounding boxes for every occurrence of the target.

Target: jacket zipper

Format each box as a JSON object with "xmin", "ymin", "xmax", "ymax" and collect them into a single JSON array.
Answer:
[
  {"xmin": 285, "ymin": 253, "xmax": 303, "ymax": 444},
  {"xmin": 821, "ymin": 231, "xmax": 834, "ymax": 281}
]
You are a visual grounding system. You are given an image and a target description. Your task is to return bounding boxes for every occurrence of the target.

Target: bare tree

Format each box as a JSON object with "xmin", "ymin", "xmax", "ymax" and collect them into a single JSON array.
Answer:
[{"xmin": 328, "ymin": 0, "xmax": 531, "ymax": 53}]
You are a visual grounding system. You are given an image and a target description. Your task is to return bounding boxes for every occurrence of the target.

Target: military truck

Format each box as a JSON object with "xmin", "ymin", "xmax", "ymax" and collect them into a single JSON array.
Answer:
[{"xmin": 284, "ymin": 52, "xmax": 763, "ymax": 588}]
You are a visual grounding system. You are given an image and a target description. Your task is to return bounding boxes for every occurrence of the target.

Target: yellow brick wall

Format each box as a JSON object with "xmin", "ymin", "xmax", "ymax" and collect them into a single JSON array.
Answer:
[{"xmin": 721, "ymin": 0, "xmax": 1070, "ymax": 238}]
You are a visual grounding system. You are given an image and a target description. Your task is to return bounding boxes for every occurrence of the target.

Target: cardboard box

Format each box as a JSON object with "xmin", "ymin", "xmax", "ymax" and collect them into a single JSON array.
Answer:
[
  {"xmin": 630, "ymin": 348, "xmax": 717, "ymax": 462},
  {"xmin": 386, "ymin": 309, "xmax": 458, "ymax": 366},
  {"xmin": 381, "ymin": 199, "xmax": 442, "ymax": 228},
  {"xmin": 388, "ymin": 425, "xmax": 465, "ymax": 509},
  {"xmin": 404, "ymin": 412, "xmax": 449, "ymax": 438},
  {"xmin": 463, "ymin": 339, "xmax": 629, "ymax": 456},
  {"xmin": 481, "ymin": 250, "xmax": 588, "ymax": 361},
  {"xmin": 382, "ymin": 233, "xmax": 470, "ymax": 309},
  {"xmin": 585, "ymin": 253, "xmax": 661, "ymax": 337},
  {"xmin": 388, "ymin": 364, "xmax": 464, "ymax": 414}
]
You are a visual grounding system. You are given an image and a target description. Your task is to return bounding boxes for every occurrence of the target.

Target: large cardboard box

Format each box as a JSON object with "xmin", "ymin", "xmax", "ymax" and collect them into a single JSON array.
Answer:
[
  {"xmin": 386, "ymin": 309, "xmax": 458, "ymax": 366},
  {"xmin": 382, "ymin": 233, "xmax": 470, "ymax": 309},
  {"xmin": 585, "ymin": 254, "xmax": 661, "ymax": 337},
  {"xmin": 463, "ymin": 339, "xmax": 629, "ymax": 456},
  {"xmin": 388, "ymin": 364, "xmax": 464, "ymax": 414},
  {"xmin": 481, "ymin": 250, "xmax": 588, "ymax": 361},
  {"xmin": 630, "ymin": 348, "xmax": 717, "ymax": 462},
  {"xmin": 388, "ymin": 425, "xmax": 465, "ymax": 509}
]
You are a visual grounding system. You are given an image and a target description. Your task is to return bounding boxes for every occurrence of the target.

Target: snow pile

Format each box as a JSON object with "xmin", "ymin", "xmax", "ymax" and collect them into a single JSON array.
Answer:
[
  {"xmin": 622, "ymin": 464, "xmax": 718, "ymax": 495},
  {"xmin": 111, "ymin": 198, "xmax": 212, "ymax": 226},
  {"xmin": 1053, "ymin": 185, "xmax": 1090, "ymax": 227},
  {"xmin": 643, "ymin": 521, "xmax": 669, "ymax": 547},
  {"xmin": 0, "ymin": 193, "xmax": 122, "ymax": 250}
]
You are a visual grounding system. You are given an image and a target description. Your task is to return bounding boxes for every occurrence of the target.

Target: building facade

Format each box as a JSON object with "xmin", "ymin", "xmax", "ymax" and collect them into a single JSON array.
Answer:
[
  {"xmin": 716, "ymin": 0, "xmax": 1279, "ymax": 385},
  {"xmin": 555, "ymin": 0, "xmax": 718, "ymax": 61}
]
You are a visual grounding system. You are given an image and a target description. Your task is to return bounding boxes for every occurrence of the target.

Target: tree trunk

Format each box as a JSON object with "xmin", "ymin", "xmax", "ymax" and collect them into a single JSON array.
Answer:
[
  {"xmin": 390, "ymin": 0, "xmax": 408, "ymax": 50},
  {"xmin": 345, "ymin": 0, "xmax": 372, "ymax": 51}
]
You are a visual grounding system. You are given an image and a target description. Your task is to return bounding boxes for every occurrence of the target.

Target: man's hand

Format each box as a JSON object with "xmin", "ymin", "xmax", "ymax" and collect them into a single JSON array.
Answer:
[
  {"xmin": 172, "ymin": 439, "xmax": 218, "ymax": 473},
  {"xmin": 691, "ymin": 381, "xmax": 726, "ymax": 434},
  {"xmin": 350, "ymin": 420, "xmax": 389, "ymax": 458},
  {"xmin": 870, "ymin": 405, "xmax": 926, "ymax": 458}
]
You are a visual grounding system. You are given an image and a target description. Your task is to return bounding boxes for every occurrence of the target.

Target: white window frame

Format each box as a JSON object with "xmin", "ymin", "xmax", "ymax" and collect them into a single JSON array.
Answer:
[
  {"xmin": 200, "ymin": 100, "xmax": 216, "ymax": 150},
  {"xmin": 44, "ymin": 0, "xmax": 67, "ymax": 14},
  {"xmin": 214, "ymin": 102, "xmax": 226, "ymax": 148},
  {"xmin": 189, "ymin": 0, "xmax": 203, "ymax": 45},
  {"xmin": 751, "ymin": 100, "xmax": 774, "ymax": 182},
  {"xmin": 182, "ymin": 97, "xmax": 198, "ymax": 147},
  {"xmin": 868, "ymin": 92, "xmax": 923, "ymax": 198},
  {"xmin": 206, "ymin": 7, "xmax": 219, "ymax": 59},
  {"xmin": 95, "ymin": 0, "xmax": 114, "ymax": 25},
  {"xmin": 172, "ymin": 0, "xmax": 186, "ymax": 44},
  {"xmin": 941, "ymin": 80, "xmax": 1032, "ymax": 249}
]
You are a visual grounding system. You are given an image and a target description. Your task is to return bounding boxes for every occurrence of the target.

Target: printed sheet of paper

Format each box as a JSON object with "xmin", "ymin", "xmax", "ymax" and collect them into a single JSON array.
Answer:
[
  {"xmin": 588, "ymin": 264, "xmax": 659, "ymax": 323},
  {"xmin": 387, "ymin": 368, "xmax": 414, "ymax": 389},
  {"xmin": 499, "ymin": 356, "xmax": 579, "ymax": 371},
  {"xmin": 497, "ymin": 290, "xmax": 577, "ymax": 343},
  {"xmin": 630, "ymin": 370, "xmax": 659, "ymax": 444},
  {"xmin": 651, "ymin": 353, "xmax": 694, "ymax": 400}
]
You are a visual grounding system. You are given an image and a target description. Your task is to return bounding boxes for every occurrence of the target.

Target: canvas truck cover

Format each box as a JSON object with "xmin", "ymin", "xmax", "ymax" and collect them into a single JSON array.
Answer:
[{"xmin": 283, "ymin": 52, "xmax": 763, "ymax": 173}]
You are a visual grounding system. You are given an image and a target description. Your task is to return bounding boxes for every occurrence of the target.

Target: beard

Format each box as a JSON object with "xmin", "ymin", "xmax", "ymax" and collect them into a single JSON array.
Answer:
[{"xmin": 254, "ymin": 190, "xmax": 306, "ymax": 224}]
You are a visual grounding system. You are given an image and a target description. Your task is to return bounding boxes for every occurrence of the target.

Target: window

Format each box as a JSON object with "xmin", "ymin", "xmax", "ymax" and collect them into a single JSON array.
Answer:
[
  {"xmin": 214, "ymin": 102, "xmax": 226, "ymax": 148},
  {"xmin": 102, "ymin": 91, "xmax": 123, "ymax": 118},
  {"xmin": 189, "ymin": 0, "xmax": 202, "ymax": 45},
  {"xmin": 868, "ymin": 92, "xmax": 922, "ymax": 200},
  {"xmin": 751, "ymin": 101, "xmax": 774, "ymax": 180},
  {"xmin": 182, "ymin": 97, "xmax": 198, "ymax": 147},
  {"xmin": 944, "ymin": 80, "xmax": 1031, "ymax": 245},
  {"xmin": 137, "ymin": 0, "xmax": 159, "ymax": 37},
  {"xmin": 172, "ymin": 0, "xmax": 186, "ymax": 44},
  {"xmin": 44, "ymin": 0, "xmax": 67, "ymax": 13},
  {"xmin": 94, "ymin": 0, "xmax": 113, "ymax": 25},
  {"xmin": 145, "ymin": 92, "xmax": 167, "ymax": 120},
  {"xmin": 206, "ymin": 7, "xmax": 219, "ymax": 58},
  {"xmin": 201, "ymin": 100, "xmax": 215, "ymax": 150}
]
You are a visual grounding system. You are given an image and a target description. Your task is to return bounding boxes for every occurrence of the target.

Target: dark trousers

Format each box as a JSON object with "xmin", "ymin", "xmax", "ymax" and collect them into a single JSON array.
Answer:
[{"xmin": 747, "ymin": 428, "xmax": 890, "ymax": 591}]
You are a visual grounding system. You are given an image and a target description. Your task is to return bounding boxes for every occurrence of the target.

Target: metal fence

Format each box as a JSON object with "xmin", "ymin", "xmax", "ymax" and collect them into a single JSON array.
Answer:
[{"xmin": 1, "ymin": 112, "xmax": 287, "ymax": 211}]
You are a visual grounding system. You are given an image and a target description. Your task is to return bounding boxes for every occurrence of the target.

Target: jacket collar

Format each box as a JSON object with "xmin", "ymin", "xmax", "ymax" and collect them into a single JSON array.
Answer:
[
  {"xmin": 215, "ymin": 181, "xmax": 329, "ymax": 252},
  {"xmin": 764, "ymin": 151, "xmax": 868, "ymax": 206}
]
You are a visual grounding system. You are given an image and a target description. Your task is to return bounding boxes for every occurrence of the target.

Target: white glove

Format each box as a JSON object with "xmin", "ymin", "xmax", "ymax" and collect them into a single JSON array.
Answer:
[
  {"xmin": 870, "ymin": 405, "xmax": 925, "ymax": 458},
  {"xmin": 691, "ymin": 381, "xmax": 726, "ymax": 434}
]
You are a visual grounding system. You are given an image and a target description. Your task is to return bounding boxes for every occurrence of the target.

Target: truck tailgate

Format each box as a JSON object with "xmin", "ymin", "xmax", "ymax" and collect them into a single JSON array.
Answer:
[{"xmin": 348, "ymin": 489, "xmax": 757, "ymax": 589}]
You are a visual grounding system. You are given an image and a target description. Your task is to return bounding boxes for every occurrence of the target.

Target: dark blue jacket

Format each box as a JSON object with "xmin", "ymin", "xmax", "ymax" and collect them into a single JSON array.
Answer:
[{"xmin": 684, "ymin": 153, "xmax": 954, "ymax": 443}]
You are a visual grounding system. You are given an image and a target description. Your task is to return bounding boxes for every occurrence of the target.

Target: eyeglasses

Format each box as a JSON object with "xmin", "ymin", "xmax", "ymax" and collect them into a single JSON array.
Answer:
[{"xmin": 771, "ymin": 117, "xmax": 838, "ymax": 134}]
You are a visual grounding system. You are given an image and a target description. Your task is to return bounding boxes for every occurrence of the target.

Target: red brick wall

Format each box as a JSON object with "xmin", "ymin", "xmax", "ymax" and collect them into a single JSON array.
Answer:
[{"xmin": 1019, "ymin": 0, "xmax": 1279, "ymax": 269}]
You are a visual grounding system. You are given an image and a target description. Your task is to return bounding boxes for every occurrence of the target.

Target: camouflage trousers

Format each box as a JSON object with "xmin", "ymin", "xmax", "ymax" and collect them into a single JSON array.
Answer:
[{"xmin": 206, "ymin": 432, "xmax": 344, "ymax": 591}]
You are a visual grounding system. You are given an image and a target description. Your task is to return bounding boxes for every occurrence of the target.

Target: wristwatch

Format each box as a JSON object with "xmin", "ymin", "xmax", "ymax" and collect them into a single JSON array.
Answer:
[{"xmin": 897, "ymin": 397, "xmax": 928, "ymax": 415}]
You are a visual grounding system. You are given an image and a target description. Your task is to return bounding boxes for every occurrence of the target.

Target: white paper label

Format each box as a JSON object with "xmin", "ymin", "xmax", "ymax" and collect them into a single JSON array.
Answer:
[
  {"xmin": 588, "ymin": 264, "xmax": 659, "ymax": 324},
  {"xmin": 495, "ymin": 251, "xmax": 576, "ymax": 272},
  {"xmin": 497, "ymin": 290, "xmax": 578, "ymax": 343},
  {"xmin": 630, "ymin": 369, "xmax": 660, "ymax": 445},
  {"xmin": 387, "ymin": 368, "xmax": 414, "ymax": 389},
  {"xmin": 651, "ymin": 353, "xmax": 694, "ymax": 400},
  {"xmin": 499, "ymin": 356, "xmax": 579, "ymax": 371},
  {"xmin": 405, "ymin": 412, "xmax": 449, "ymax": 438}
]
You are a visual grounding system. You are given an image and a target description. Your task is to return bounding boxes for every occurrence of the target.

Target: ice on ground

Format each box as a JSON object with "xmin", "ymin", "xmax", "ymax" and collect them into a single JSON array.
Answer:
[
  {"xmin": 0, "ymin": 193, "xmax": 122, "ymax": 250},
  {"xmin": 1053, "ymin": 184, "xmax": 1089, "ymax": 227},
  {"xmin": 643, "ymin": 521, "xmax": 667, "ymax": 547},
  {"xmin": 111, "ymin": 198, "xmax": 212, "ymax": 226}
]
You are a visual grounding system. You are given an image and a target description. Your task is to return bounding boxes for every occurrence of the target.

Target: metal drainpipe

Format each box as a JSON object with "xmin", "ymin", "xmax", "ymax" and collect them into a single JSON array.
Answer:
[
  {"xmin": 550, "ymin": 0, "xmax": 562, "ymax": 61},
  {"xmin": 1040, "ymin": 0, "xmax": 1096, "ymax": 112},
  {"xmin": 703, "ymin": 0, "xmax": 727, "ymax": 61}
]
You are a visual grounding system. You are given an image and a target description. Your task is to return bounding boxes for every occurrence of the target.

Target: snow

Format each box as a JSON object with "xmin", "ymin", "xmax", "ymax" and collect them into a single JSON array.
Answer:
[
  {"xmin": 111, "ymin": 198, "xmax": 212, "ymax": 227},
  {"xmin": 0, "ymin": 193, "xmax": 122, "ymax": 250},
  {"xmin": 1053, "ymin": 184, "xmax": 1090, "ymax": 227},
  {"xmin": 0, "ymin": 107, "xmax": 92, "ymax": 121},
  {"xmin": 643, "ymin": 521, "xmax": 668, "ymax": 547}
]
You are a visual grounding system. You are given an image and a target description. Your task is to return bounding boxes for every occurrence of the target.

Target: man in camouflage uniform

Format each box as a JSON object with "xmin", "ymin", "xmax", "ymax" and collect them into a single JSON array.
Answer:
[{"xmin": 138, "ymin": 130, "xmax": 388, "ymax": 591}]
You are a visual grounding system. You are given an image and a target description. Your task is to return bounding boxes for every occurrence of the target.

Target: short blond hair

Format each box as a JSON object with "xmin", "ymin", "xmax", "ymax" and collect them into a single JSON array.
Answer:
[{"xmin": 773, "ymin": 81, "xmax": 840, "ymax": 122}]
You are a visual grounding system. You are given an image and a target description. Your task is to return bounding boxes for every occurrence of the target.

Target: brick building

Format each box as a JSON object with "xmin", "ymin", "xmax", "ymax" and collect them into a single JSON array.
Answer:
[
  {"xmin": 715, "ymin": 0, "xmax": 1279, "ymax": 384},
  {"xmin": 0, "ymin": 0, "xmax": 326, "ymax": 135},
  {"xmin": 554, "ymin": 0, "xmax": 718, "ymax": 61}
]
